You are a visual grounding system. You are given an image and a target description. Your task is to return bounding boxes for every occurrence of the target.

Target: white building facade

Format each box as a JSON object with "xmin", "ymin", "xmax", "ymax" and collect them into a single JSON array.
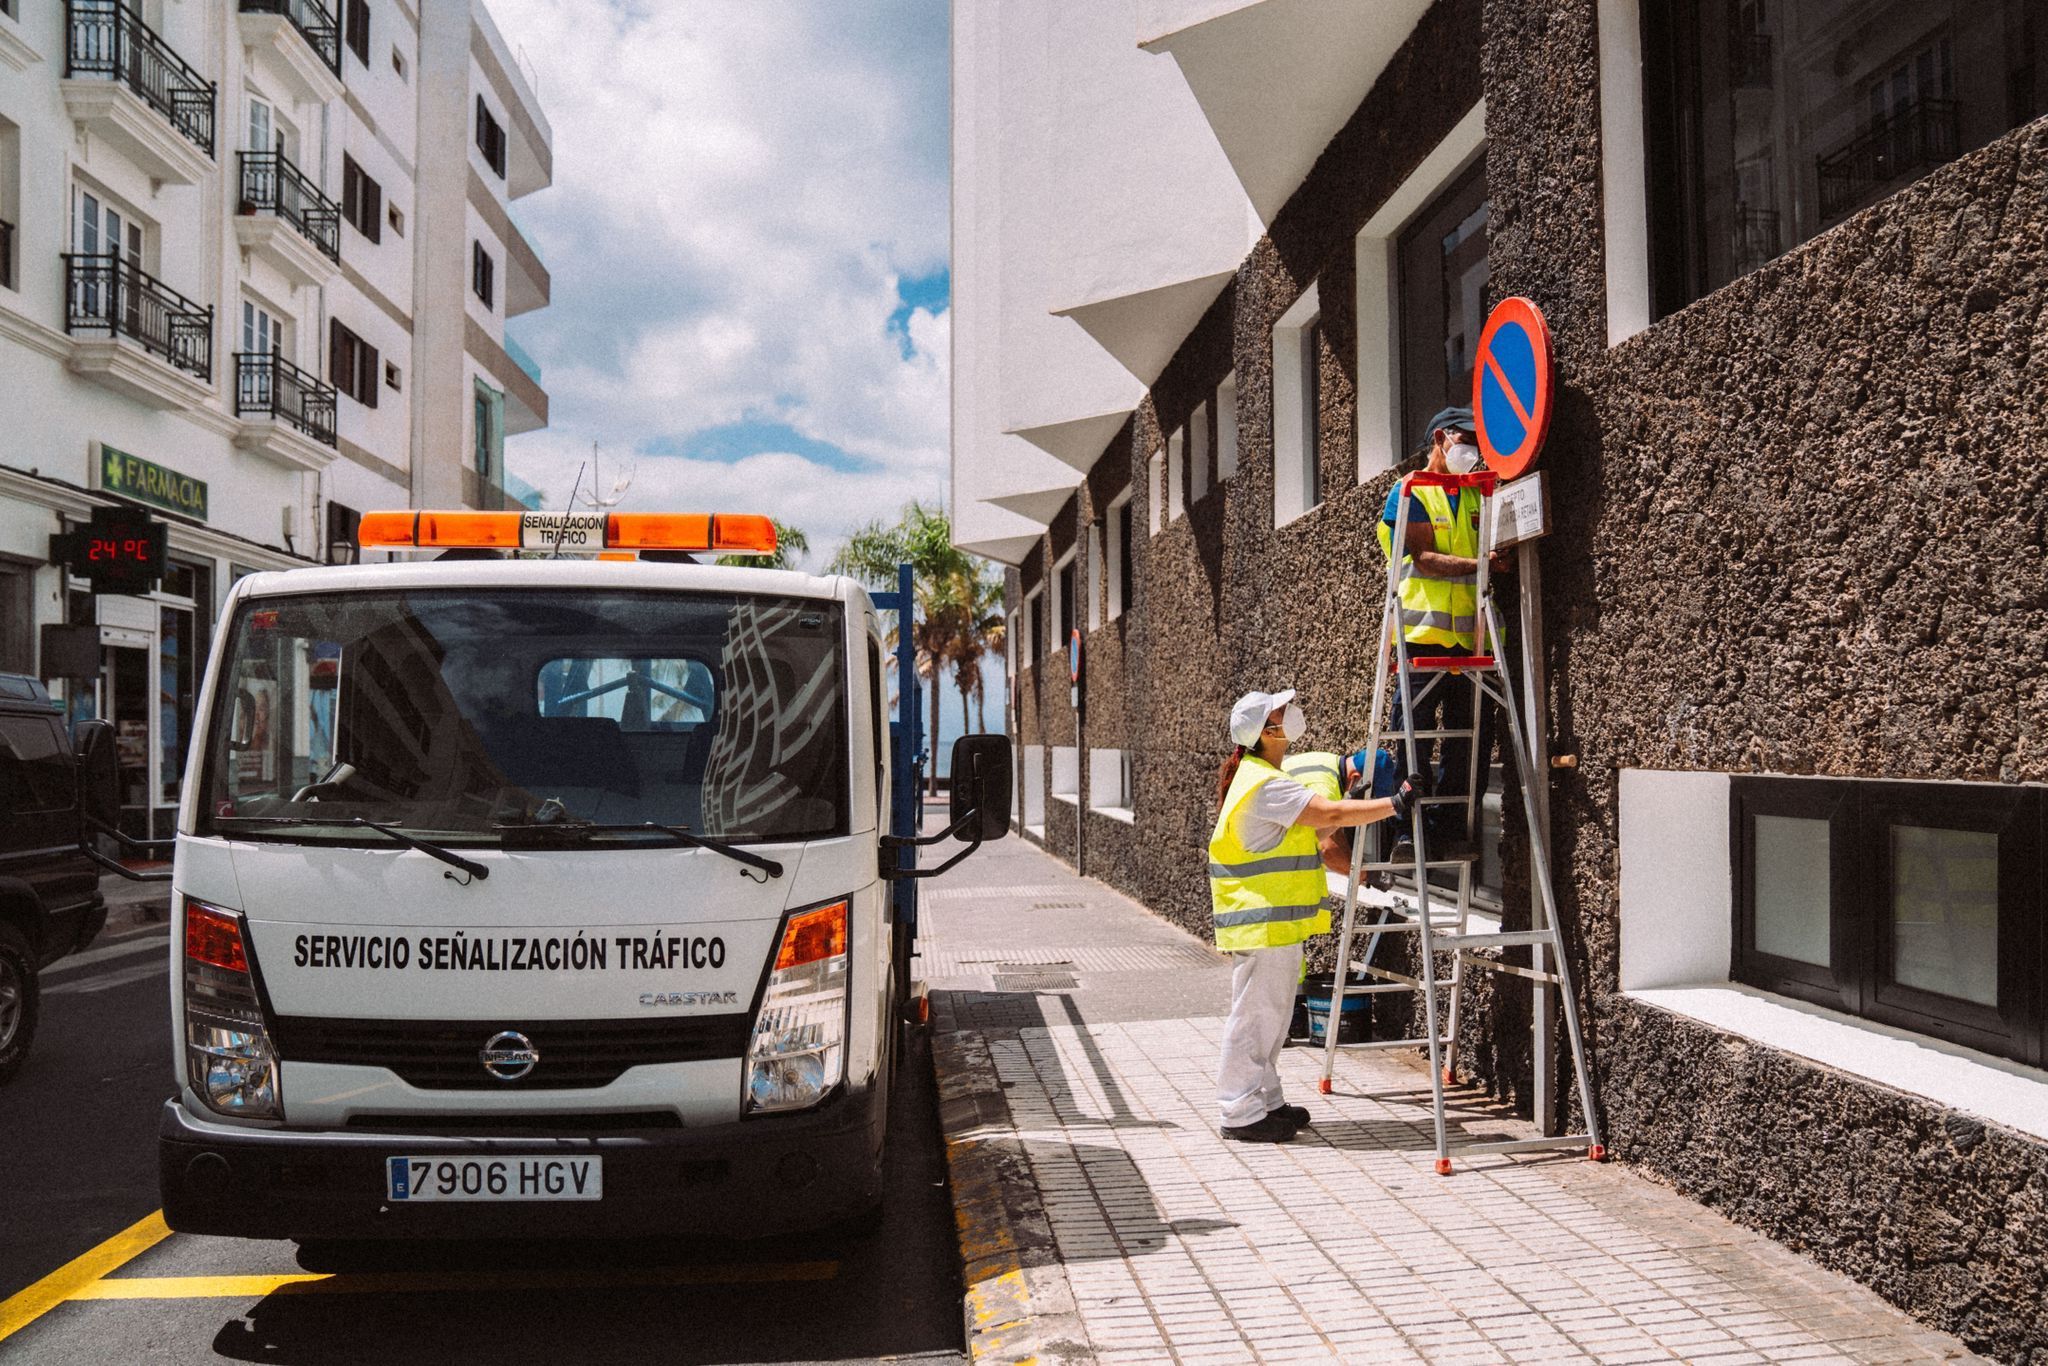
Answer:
[{"xmin": 0, "ymin": 0, "xmax": 551, "ymax": 839}]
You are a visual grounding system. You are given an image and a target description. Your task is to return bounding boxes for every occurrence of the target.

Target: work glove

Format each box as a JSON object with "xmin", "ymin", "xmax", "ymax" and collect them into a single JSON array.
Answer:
[{"xmin": 1387, "ymin": 778, "xmax": 1421, "ymax": 826}]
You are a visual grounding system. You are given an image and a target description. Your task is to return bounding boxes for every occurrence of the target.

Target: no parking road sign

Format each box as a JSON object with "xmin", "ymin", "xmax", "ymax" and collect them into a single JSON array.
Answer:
[{"xmin": 1471, "ymin": 297, "xmax": 1553, "ymax": 480}]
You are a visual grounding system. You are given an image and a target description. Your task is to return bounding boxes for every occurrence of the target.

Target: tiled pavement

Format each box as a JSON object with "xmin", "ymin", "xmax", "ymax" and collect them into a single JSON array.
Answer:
[{"xmin": 922, "ymin": 826, "xmax": 1983, "ymax": 1365}]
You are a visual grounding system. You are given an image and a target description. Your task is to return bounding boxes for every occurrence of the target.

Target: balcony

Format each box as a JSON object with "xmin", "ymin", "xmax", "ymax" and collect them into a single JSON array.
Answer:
[
  {"xmin": 0, "ymin": 218, "xmax": 13, "ymax": 292},
  {"xmin": 233, "ymin": 351, "xmax": 340, "ymax": 472},
  {"xmin": 63, "ymin": 252, "xmax": 215, "ymax": 409},
  {"xmin": 237, "ymin": 0, "xmax": 342, "ymax": 105},
  {"xmin": 62, "ymin": 0, "xmax": 215, "ymax": 186},
  {"xmin": 1818, "ymin": 97, "xmax": 1960, "ymax": 223},
  {"xmin": 236, "ymin": 150, "xmax": 342, "ymax": 287}
]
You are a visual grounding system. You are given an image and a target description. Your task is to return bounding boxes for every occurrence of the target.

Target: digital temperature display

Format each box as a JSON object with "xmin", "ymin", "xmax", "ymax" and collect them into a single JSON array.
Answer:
[{"xmin": 52, "ymin": 508, "xmax": 168, "ymax": 595}]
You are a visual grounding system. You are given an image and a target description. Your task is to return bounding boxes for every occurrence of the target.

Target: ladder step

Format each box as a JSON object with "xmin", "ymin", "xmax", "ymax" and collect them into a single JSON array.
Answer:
[
  {"xmin": 1413, "ymin": 795, "xmax": 1477, "ymax": 805},
  {"xmin": 1452, "ymin": 1134, "xmax": 1596, "ymax": 1158},
  {"xmin": 1445, "ymin": 930, "xmax": 1558, "ymax": 950},
  {"xmin": 1455, "ymin": 955, "xmax": 1565, "ymax": 986},
  {"xmin": 1409, "ymin": 654, "xmax": 1496, "ymax": 671},
  {"xmin": 1399, "ymin": 729, "xmax": 1479, "ymax": 740},
  {"xmin": 1328, "ymin": 1036, "xmax": 1453, "ymax": 1051}
]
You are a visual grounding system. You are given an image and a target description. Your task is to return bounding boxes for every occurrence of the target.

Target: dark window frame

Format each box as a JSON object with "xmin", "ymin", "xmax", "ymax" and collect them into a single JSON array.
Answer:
[
  {"xmin": 341, "ymin": 155, "xmax": 382, "ymax": 244},
  {"xmin": 475, "ymin": 96, "xmax": 507, "ymax": 178},
  {"xmin": 471, "ymin": 240, "xmax": 494, "ymax": 308},
  {"xmin": 1114, "ymin": 498, "xmax": 1133, "ymax": 618},
  {"xmin": 1395, "ymin": 154, "xmax": 1489, "ymax": 456},
  {"xmin": 343, "ymin": 0, "xmax": 370, "ymax": 66},
  {"xmin": 1731, "ymin": 776, "xmax": 2044, "ymax": 1067},
  {"xmin": 329, "ymin": 318, "xmax": 379, "ymax": 409}
]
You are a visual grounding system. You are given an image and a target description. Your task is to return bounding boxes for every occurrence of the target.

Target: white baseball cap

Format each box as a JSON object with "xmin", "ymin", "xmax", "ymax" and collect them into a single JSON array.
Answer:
[{"xmin": 1229, "ymin": 688, "xmax": 1296, "ymax": 748}]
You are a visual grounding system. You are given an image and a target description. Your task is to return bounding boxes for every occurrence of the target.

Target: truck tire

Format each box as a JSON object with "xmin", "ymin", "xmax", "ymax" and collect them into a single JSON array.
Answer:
[{"xmin": 0, "ymin": 922, "xmax": 39, "ymax": 1086}]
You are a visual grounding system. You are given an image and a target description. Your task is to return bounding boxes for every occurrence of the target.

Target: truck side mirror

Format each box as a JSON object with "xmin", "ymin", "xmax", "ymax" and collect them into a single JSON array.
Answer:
[
  {"xmin": 949, "ymin": 735, "xmax": 1013, "ymax": 842},
  {"xmin": 73, "ymin": 719, "xmax": 120, "ymax": 830}
]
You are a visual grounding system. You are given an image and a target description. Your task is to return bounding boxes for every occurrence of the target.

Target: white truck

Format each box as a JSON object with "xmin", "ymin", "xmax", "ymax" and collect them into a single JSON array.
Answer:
[{"xmin": 158, "ymin": 510, "xmax": 1010, "ymax": 1240}]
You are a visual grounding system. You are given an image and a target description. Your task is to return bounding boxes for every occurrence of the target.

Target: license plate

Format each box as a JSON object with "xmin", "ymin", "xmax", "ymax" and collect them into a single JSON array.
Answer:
[{"xmin": 386, "ymin": 1156, "xmax": 602, "ymax": 1202}]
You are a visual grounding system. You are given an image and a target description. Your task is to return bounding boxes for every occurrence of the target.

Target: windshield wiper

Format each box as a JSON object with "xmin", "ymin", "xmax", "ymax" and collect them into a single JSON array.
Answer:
[
  {"xmin": 217, "ymin": 816, "xmax": 490, "ymax": 882},
  {"xmin": 493, "ymin": 820, "xmax": 784, "ymax": 880}
]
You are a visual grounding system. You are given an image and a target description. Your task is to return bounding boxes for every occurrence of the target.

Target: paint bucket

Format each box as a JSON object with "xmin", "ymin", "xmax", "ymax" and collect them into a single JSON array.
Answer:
[{"xmin": 1301, "ymin": 971, "xmax": 1370, "ymax": 1045}]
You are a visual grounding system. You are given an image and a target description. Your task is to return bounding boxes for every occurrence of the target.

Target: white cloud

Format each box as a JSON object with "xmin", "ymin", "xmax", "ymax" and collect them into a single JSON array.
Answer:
[{"xmin": 488, "ymin": 0, "xmax": 951, "ymax": 566}]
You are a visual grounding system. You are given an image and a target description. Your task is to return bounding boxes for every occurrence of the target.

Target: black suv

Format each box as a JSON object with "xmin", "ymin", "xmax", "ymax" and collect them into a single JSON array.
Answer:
[{"xmin": 0, "ymin": 673, "xmax": 110, "ymax": 1084}]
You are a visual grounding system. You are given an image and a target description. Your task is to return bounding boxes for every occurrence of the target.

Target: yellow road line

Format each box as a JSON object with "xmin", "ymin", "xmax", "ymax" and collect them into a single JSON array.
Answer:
[
  {"xmin": 75, "ymin": 1261, "xmax": 840, "ymax": 1300},
  {"xmin": 0, "ymin": 1211, "xmax": 172, "ymax": 1343}
]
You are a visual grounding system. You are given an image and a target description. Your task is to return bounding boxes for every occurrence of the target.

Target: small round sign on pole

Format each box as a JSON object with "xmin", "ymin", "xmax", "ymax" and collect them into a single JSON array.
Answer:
[
  {"xmin": 1068, "ymin": 629, "xmax": 1082, "ymax": 710},
  {"xmin": 1471, "ymin": 297, "xmax": 1554, "ymax": 479}
]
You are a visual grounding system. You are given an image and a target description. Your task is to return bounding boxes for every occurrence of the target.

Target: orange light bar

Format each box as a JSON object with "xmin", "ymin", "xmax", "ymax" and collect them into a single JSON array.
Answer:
[{"xmin": 352, "ymin": 510, "xmax": 777, "ymax": 555}]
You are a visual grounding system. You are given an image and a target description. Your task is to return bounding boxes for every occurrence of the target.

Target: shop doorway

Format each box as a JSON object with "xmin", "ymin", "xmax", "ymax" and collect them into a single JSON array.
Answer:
[{"xmin": 104, "ymin": 643, "xmax": 151, "ymax": 843}]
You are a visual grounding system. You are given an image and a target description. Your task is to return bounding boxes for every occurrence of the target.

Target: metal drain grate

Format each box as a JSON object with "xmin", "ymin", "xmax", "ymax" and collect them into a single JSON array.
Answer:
[
  {"xmin": 993, "ymin": 971, "xmax": 1079, "ymax": 993},
  {"xmin": 1029, "ymin": 901, "xmax": 1087, "ymax": 910}
]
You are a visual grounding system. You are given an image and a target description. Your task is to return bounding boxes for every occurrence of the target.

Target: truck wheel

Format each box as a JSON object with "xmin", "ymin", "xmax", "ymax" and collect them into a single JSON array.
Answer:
[{"xmin": 0, "ymin": 923, "xmax": 39, "ymax": 1086}]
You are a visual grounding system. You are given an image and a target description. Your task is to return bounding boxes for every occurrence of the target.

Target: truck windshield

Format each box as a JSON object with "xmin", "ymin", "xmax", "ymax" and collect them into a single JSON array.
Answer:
[{"xmin": 197, "ymin": 589, "xmax": 848, "ymax": 845}]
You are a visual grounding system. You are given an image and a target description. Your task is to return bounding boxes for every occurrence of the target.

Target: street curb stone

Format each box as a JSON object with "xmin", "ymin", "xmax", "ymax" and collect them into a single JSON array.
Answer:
[{"xmin": 932, "ymin": 1028, "xmax": 1096, "ymax": 1365}]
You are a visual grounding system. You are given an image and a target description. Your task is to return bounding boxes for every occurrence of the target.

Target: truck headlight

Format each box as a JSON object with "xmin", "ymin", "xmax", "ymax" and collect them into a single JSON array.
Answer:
[
  {"xmin": 183, "ymin": 900, "xmax": 283, "ymax": 1120},
  {"xmin": 745, "ymin": 899, "xmax": 848, "ymax": 1115}
]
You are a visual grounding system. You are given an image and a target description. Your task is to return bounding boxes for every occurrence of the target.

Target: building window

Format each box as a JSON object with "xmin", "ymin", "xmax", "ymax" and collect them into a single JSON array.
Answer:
[
  {"xmin": 1022, "ymin": 586, "xmax": 1041, "ymax": 664},
  {"xmin": 471, "ymin": 241, "xmax": 495, "ymax": 308},
  {"xmin": 387, "ymin": 203, "xmax": 405, "ymax": 236},
  {"xmin": 1271, "ymin": 284, "xmax": 1322, "ymax": 525},
  {"xmin": 1089, "ymin": 747, "xmax": 1134, "ymax": 819},
  {"xmin": 474, "ymin": 381, "xmax": 503, "ymax": 477},
  {"xmin": 1147, "ymin": 447, "xmax": 1165, "ymax": 536},
  {"xmin": 1215, "ymin": 373, "xmax": 1237, "ymax": 480},
  {"xmin": 476, "ymin": 96, "xmax": 508, "ymax": 178},
  {"xmin": 1397, "ymin": 160, "xmax": 1488, "ymax": 454},
  {"xmin": 329, "ymin": 319, "xmax": 379, "ymax": 408},
  {"xmin": 341, "ymin": 156, "xmax": 382, "ymax": 243},
  {"xmin": 343, "ymin": 0, "xmax": 370, "ymax": 66},
  {"xmin": 325, "ymin": 501, "xmax": 361, "ymax": 565},
  {"xmin": 1731, "ymin": 777, "xmax": 2041, "ymax": 1068},
  {"xmin": 1084, "ymin": 522, "xmax": 1103, "ymax": 631},
  {"xmin": 1189, "ymin": 402, "xmax": 1210, "ymax": 503},
  {"xmin": 1166, "ymin": 428, "xmax": 1185, "ymax": 522},
  {"xmin": 1053, "ymin": 550, "xmax": 1076, "ymax": 646},
  {"xmin": 383, "ymin": 360, "xmax": 401, "ymax": 392},
  {"xmin": 1643, "ymin": 3, "xmax": 2041, "ymax": 320},
  {"xmin": 391, "ymin": 46, "xmax": 406, "ymax": 80},
  {"xmin": 0, "ymin": 558, "xmax": 32, "ymax": 674}
]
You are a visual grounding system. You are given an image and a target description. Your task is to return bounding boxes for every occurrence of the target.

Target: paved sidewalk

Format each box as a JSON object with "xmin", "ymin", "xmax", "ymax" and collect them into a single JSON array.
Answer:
[{"xmin": 923, "ymin": 830, "xmax": 1983, "ymax": 1366}]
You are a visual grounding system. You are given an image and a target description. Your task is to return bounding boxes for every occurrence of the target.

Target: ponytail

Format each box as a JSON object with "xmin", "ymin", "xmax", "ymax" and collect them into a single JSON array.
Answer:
[{"xmin": 1215, "ymin": 745, "xmax": 1247, "ymax": 815}]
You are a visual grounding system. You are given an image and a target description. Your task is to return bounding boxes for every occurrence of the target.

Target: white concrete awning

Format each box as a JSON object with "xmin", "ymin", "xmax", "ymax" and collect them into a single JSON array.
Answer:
[
  {"xmin": 1139, "ymin": 0, "xmax": 1433, "ymax": 224},
  {"xmin": 1003, "ymin": 409, "xmax": 1135, "ymax": 473},
  {"xmin": 988, "ymin": 484, "xmax": 1080, "ymax": 526},
  {"xmin": 1051, "ymin": 269, "xmax": 1236, "ymax": 387}
]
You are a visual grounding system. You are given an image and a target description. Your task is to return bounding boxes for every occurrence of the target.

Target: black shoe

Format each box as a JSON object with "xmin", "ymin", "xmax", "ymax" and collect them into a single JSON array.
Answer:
[
  {"xmin": 1221, "ymin": 1113, "xmax": 1298, "ymax": 1143},
  {"xmin": 1267, "ymin": 1104, "xmax": 1311, "ymax": 1128}
]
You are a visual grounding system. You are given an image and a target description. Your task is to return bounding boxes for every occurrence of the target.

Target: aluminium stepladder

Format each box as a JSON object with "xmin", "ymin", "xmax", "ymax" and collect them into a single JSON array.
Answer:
[{"xmin": 1314, "ymin": 467, "xmax": 1605, "ymax": 1174}]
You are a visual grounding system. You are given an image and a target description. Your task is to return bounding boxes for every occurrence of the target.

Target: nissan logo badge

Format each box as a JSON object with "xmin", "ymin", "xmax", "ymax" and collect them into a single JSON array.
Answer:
[{"xmin": 480, "ymin": 1030, "xmax": 539, "ymax": 1081}]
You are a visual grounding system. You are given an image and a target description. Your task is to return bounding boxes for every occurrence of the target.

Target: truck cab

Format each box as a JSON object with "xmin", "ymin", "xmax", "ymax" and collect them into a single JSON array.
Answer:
[{"xmin": 158, "ymin": 512, "xmax": 1009, "ymax": 1240}]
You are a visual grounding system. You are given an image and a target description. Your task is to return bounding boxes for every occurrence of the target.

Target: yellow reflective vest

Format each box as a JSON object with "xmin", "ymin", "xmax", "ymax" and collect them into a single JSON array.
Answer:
[
  {"xmin": 1207, "ymin": 755, "xmax": 1331, "ymax": 952},
  {"xmin": 1376, "ymin": 479, "xmax": 1481, "ymax": 649},
  {"xmin": 1281, "ymin": 750, "xmax": 1344, "ymax": 802}
]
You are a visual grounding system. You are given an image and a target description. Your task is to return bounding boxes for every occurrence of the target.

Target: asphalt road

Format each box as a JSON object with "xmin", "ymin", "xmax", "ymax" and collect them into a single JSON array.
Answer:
[{"xmin": 0, "ymin": 888, "xmax": 966, "ymax": 1365}]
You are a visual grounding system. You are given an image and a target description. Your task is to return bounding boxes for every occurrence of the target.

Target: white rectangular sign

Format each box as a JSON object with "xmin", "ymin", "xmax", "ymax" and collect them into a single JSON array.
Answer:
[
  {"xmin": 1491, "ymin": 471, "xmax": 1549, "ymax": 548},
  {"xmin": 517, "ymin": 511, "xmax": 606, "ymax": 549}
]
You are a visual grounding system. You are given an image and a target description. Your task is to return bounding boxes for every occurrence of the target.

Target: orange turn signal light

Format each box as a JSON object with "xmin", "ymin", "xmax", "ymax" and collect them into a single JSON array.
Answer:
[{"xmin": 774, "ymin": 900, "xmax": 848, "ymax": 971}]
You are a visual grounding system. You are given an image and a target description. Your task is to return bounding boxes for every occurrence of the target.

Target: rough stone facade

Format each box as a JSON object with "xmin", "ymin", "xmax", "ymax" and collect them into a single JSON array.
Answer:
[{"xmin": 997, "ymin": 1, "xmax": 2048, "ymax": 1358}]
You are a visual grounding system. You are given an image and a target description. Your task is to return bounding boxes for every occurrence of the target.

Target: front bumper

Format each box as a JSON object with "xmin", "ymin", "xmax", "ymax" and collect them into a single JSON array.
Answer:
[{"xmin": 159, "ymin": 1081, "xmax": 885, "ymax": 1241}]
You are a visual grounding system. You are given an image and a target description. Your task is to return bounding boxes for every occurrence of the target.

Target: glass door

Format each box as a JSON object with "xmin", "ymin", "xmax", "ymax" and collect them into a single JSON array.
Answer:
[{"xmin": 104, "ymin": 643, "xmax": 153, "ymax": 843}]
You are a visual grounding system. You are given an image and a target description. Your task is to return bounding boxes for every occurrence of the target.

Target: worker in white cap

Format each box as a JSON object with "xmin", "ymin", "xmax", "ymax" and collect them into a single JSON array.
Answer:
[{"xmin": 1210, "ymin": 689, "xmax": 1415, "ymax": 1142}]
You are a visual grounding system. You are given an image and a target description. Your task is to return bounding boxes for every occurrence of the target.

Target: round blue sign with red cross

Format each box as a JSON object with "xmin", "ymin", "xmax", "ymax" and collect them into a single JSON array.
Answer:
[{"xmin": 1470, "ymin": 297, "xmax": 1553, "ymax": 480}]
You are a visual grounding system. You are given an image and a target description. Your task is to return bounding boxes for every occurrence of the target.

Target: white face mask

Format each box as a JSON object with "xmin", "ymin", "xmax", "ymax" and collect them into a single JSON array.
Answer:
[
  {"xmin": 1445, "ymin": 441, "xmax": 1481, "ymax": 474},
  {"xmin": 1279, "ymin": 704, "xmax": 1306, "ymax": 742}
]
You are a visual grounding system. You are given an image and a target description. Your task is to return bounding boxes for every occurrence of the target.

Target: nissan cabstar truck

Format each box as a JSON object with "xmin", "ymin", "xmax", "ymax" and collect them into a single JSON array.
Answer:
[{"xmin": 158, "ymin": 509, "xmax": 1011, "ymax": 1240}]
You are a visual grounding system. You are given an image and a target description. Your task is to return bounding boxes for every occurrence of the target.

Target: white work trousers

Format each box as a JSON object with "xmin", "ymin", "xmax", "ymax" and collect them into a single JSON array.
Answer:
[{"xmin": 1216, "ymin": 942, "xmax": 1302, "ymax": 1128}]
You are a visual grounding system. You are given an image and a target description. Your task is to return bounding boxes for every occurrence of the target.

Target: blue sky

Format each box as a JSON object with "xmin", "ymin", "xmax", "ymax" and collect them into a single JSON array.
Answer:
[{"xmin": 488, "ymin": 0, "xmax": 952, "ymax": 567}]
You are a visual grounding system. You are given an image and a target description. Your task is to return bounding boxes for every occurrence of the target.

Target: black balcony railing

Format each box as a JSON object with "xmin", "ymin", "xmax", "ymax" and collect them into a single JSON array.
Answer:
[
  {"xmin": 1729, "ymin": 31, "xmax": 1773, "ymax": 88},
  {"xmin": 65, "ymin": 0, "xmax": 216, "ymax": 159},
  {"xmin": 236, "ymin": 351, "xmax": 337, "ymax": 447},
  {"xmin": 238, "ymin": 0, "xmax": 342, "ymax": 76},
  {"xmin": 239, "ymin": 151, "xmax": 341, "ymax": 263},
  {"xmin": 1817, "ymin": 96, "xmax": 1960, "ymax": 222},
  {"xmin": 0, "ymin": 219, "xmax": 13, "ymax": 292},
  {"xmin": 63, "ymin": 252, "xmax": 214, "ymax": 382}
]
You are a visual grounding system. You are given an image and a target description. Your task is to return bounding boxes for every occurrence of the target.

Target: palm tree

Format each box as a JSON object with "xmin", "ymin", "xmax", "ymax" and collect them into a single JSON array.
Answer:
[
  {"xmin": 715, "ymin": 520, "xmax": 809, "ymax": 571},
  {"xmin": 941, "ymin": 566, "xmax": 1005, "ymax": 736},
  {"xmin": 829, "ymin": 501, "xmax": 983, "ymax": 794}
]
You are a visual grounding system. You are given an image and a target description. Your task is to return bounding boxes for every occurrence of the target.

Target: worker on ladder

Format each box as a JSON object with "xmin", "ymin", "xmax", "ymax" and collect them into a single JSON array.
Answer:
[
  {"xmin": 1209, "ymin": 690, "xmax": 1415, "ymax": 1143},
  {"xmin": 1376, "ymin": 406, "xmax": 1512, "ymax": 862}
]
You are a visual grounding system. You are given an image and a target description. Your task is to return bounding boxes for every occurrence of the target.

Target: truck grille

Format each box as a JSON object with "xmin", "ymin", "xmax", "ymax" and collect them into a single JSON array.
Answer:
[{"xmin": 271, "ymin": 1015, "xmax": 753, "ymax": 1090}]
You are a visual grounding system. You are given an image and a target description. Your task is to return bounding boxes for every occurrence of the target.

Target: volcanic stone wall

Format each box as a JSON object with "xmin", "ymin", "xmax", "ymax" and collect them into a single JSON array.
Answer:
[{"xmin": 1002, "ymin": 0, "xmax": 2048, "ymax": 1355}]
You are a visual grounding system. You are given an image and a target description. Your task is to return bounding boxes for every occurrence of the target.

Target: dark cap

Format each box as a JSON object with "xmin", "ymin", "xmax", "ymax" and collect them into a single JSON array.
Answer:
[{"xmin": 1421, "ymin": 406, "xmax": 1474, "ymax": 444}]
